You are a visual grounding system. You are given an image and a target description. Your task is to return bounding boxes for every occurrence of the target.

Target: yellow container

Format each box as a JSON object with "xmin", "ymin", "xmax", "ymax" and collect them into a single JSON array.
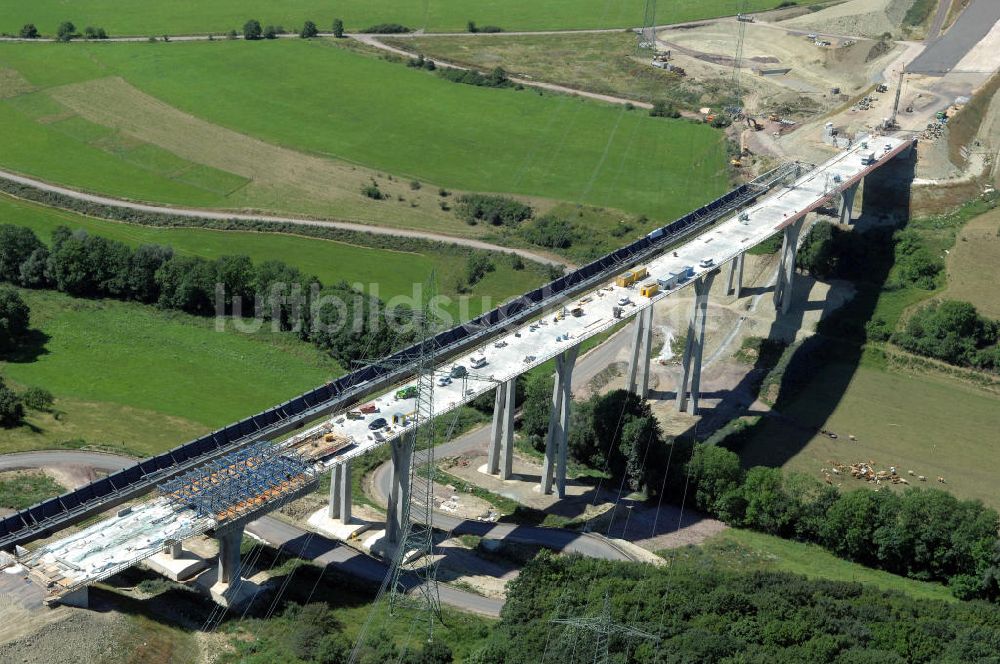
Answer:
[{"xmin": 640, "ymin": 282, "xmax": 659, "ymax": 298}]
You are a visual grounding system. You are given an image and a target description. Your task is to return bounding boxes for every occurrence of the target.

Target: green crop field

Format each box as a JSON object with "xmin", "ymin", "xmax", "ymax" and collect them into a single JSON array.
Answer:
[
  {"xmin": 0, "ymin": 39, "xmax": 729, "ymax": 229},
  {"xmin": 0, "ymin": 194, "xmax": 544, "ymax": 317},
  {"xmin": 738, "ymin": 362, "xmax": 1000, "ymax": 509},
  {"xmin": 2, "ymin": 0, "xmax": 788, "ymax": 37}
]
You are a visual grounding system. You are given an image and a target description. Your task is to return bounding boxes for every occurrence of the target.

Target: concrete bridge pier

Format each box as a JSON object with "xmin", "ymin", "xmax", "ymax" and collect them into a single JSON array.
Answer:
[
  {"xmin": 838, "ymin": 181, "xmax": 859, "ymax": 225},
  {"xmin": 625, "ymin": 306, "xmax": 655, "ymax": 398},
  {"xmin": 385, "ymin": 437, "xmax": 414, "ymax": 545},
  {"xmin": 208, "ymin": 523, "xmax": 257, "ymax": 607},
  {"xmin": 486, "ymin": 378, "xmax": 517, "ymax": 479},
  {"xmin": 327, "ymin": 460, "xmax": 352, "ymax": 523},
  {"xmin": 772, "ymin": 217, "xmax": 805, "ymax": 315},
  {"xmin": 541, "ymin": 346, "xmax": 579, "ymax": 497},
  {"xmin": 726, "ymin": 252, "xmax": 745, "ymax": 298},
  {"xmin": 676, "ymin": 273, "xmax": 716, "ymax": 415},
  {"xmin": 165, "ymin": 541, "xmax": 182, "ymax": 559}
]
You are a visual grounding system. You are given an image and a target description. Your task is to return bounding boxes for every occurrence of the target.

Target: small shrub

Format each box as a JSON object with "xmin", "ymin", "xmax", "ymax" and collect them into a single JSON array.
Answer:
[
  {"xmin": 455, "ymin": 194, "xmax": 533, "ymax": 227},
  {"xmin": 56, "ymin": 21, "xmax": 76, "ymax": 42},
  {"xmin": 361, "ymin": 182, "xmax": 385, "ymax": 200},
  {"xmin": 19, "ymin": 24, "xmax": 39, "ymax": 39},
  {"xmin": 263, "ymin": 25, "xmax": 278, "ymax": 39},
  {"xmin": 650, "ymin": 100, "xmax": 681, "ymax": 118},
  {"xmin": 409, "ymin": 180, "xmax": 422, "ymax": 190},
  {"xmin": 83, "ymin": 26, "xmax": 108, "ymax": 39},
  {"xmin": 332, "ymin": 19, "xmax": 344, "ymax": 38},
  {"xmin": 22, "ymin": 387, "xmax": 54, "ymax": 412},
  {"xmin": 359, "ymin": 23, "xmax": 411, "ymax": 34},
  {"xmin": 300, "ymin": 20, "xmax": 318, "ymax": 38},
  {"xmin": 522, "ymin": 215, "xmax": 574, "ymax": 248},
  {"xmin": 243, "ymin": 19, "xmax": 263, "ymax": 40}
]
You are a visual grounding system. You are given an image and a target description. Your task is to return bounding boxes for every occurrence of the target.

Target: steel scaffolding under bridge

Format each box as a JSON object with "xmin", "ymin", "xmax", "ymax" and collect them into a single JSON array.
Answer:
[
  {"xmin": 0, "ymin": 165, "xmax": 798, "ymax": 552},
  {"xmin": 160, "ymin": 441, "xmax": 315, "ymax": 523}
]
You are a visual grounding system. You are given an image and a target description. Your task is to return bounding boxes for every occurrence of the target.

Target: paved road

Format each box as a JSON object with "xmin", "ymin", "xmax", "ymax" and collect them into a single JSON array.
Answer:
[
  {"xmin": 0, "ymin": 170, "xmax": 569, "ymax": 268},
  {"xmin": 0, "ymin": 451, "xmax": 502, "ymax": 616},
  {"xmin": 907, "ymin": 0, "xmax": 1000, "ymax": 74},
  {"xmin": 925, "ymin": 0, "xmax": 953, "ymax": 43}
]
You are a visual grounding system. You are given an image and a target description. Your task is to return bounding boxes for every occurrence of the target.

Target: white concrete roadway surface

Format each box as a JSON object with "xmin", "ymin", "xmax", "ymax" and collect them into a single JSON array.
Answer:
[{"xmin": 0, "ymin": 451, "xmax": 502, "ymax": 616}]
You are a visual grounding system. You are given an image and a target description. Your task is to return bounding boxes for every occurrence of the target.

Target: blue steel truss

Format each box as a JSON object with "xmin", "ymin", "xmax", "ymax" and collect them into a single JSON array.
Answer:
[{"xmin": 158, "ymin": 441, "xmax": 313, "ymax": 521}]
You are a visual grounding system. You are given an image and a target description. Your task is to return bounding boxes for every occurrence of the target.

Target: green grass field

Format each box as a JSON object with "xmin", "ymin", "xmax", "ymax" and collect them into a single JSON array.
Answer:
[
  {"xmin": 0, "ymin": 39, "xmax": 729, "ymax": 226},
  {"xmin": 738, "ymin": 362, "xmax": 1000, "ymax": 509},
  {"xmin": 943, "ymin": 207, "xmax": 1000, "ymax": 319},
  {"xmin": 678, "ymin": 528, "xmax": 957, "ymax": 603},
  {"xmin": 0, "ymin": 288, "xmax": 342, "ymax": 455},
  {"xmin": 0, "ymin": 471, "xmax": 65, "ymax": 510},
  {"xmin": 0, "ymin": 194, "xmax": 543, "ymax": 317},
  {"xmin": 3, "ymin": 0, "xmax": 787, "ymax": 36}
]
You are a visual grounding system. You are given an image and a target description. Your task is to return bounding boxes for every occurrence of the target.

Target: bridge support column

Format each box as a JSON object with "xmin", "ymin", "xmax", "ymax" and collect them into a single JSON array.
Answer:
[
  {"xmin": 726, "ymin": 252, "xmax": 745, "ymax": 298},
  {"xmin": 486, "ymin": 378, "xmax": 517, "ymax": 479},
  {"xmin": 541, "ymin": 345, "xmax": 579, "ymax": 497},
  {"xmin": 328, "ymin": 460, "xmax": 352, "ymax": 523},
  {"xmin": 838, "ymin": 182, "xmax": 859, "ymax": 225},
  {"xmin": 165, "ymin": 541, "xmax": 182, "ymax": 559},
  {"xmin": 216, "ymin": 524, "xmax": 244, "ymax": 586},
  {"xmin": 676, "ymin": 273, "xmax": 716, "ymax": 415},
  {"xmin": 773, "ymin": 217, "xmax": 805, "ymax": 315},
  {"xmin": 625, "ymin": 306, "xmax": 655, "ymax": 398},
  {"xmin": 386, "ymin": 437, "xmax": 414, "ymax": 546}
]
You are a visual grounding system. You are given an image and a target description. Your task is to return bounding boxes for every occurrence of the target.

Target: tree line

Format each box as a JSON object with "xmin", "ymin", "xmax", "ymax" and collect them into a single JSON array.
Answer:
[
  {"xmin": 473, "ymin": 552, "xmax": 1000, "ymax": 663},
  {"xmin": 687, "ymin": 444, "xmax": 1000, "ymax": 601},
  {"xmin": 0, "ymin": 224, "xmax": 407, "ymax": 368}
]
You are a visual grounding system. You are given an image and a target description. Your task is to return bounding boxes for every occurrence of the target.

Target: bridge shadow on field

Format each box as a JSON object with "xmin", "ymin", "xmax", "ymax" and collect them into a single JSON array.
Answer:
[{"xmin": 688, "ymin": 148, "xmax": 917, "ymax": 470}]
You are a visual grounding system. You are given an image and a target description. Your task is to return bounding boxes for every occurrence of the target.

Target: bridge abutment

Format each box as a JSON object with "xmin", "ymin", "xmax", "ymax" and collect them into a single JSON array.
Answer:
[
  {"xmin": 773, "ymin": 217, "xmax": 805, "ymax": 315},
  {"xmin": 486, "ymin": 378, "xmax": 517, "ymax": 479},
  {"xmin": 541, "ymin": 346, "xmax": 579, "ymax": 497},
  {"xmin": 625, "ymin": 306, "xmax": 655, "ymax": 398},
  {"xmin": 676, "ymin": 273, "xmax": 716, "ymax": 415}
]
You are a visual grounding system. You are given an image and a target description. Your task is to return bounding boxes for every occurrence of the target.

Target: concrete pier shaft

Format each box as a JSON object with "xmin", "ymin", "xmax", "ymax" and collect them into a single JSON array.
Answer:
[
  {"xmin": 676, "ymin": 273, "xmax": 716, "ymax": 415},
  {"xmin": 541, "ymin": 345, "xmax": 579, "ymax": 497}
]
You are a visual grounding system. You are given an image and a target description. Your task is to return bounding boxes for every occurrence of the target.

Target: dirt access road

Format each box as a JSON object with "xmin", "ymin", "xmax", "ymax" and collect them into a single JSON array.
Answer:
[{"xmin": 0, "ymin": 169, "xmax": 570, "ymax": 268}]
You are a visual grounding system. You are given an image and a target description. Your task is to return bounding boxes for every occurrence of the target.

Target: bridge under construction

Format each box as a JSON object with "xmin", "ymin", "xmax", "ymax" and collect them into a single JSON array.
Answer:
[{"xmin": 0, "ymin": 134, "xmax": 914, "ymax": 608}]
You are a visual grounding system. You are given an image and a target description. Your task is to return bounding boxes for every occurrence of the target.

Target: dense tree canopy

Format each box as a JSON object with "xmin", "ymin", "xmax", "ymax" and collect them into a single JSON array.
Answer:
[
  {"xmin": 473, "ymin": 553, "xmax": 1000, "ymax": 663},
  {"xmin": 0, "ymin": 287, "xmax": 30, "ymax": 352}
]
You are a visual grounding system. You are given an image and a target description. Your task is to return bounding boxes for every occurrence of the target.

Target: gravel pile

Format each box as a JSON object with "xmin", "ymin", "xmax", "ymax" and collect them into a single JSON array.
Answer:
[
  {"xmin": 782, "ymin": 0, "xmax": 918, "ymax": 39},
  {"xmin": 0, "ymin": 611, "xmax": 127, "ymax": 663}
]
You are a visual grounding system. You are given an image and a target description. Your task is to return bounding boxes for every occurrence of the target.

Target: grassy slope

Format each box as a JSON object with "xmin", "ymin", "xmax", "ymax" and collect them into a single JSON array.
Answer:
[
  {"xmin": 739, "ymin": 359, "xmax": 1000, "ymax": 509},
  {"xmin": 387, "ymin": 31, "xmax": 727, "ymax": 110},
  {"xmin": 685, "ymin": 529, "xmax": 957, "ymax": 603},
  {"xmin": 0, "ymin": 39, "xmax": 728, "ymax": 222},
  {"xmin": 0, "ymin": 194, "xmax": 542, "ymax": 317},
  {"xmin": 942, "ymin": 206, "xmax": 1000, "ymax": 319},
  {"xmin": 2, "ymin": 0, "xmax": 784, "ymax": 36},
  {"xmin": 3, "ymin": 288, "xmax": 340, "ymax": 431},
  {"xmin": 0, "ymin": 471, "xmax": 65, "ymax": 509}
]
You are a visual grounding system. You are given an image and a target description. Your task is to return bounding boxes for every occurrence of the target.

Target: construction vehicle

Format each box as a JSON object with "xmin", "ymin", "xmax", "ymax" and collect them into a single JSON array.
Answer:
[
  {"xmin": 875, "ymin": 83, "xmax": 888, "ymax": 93},
  {"xmin": 570, "ymin": 307, "xmax": 584, "ymax": 317},
  {"xmin": 730, "ymin": 158, "xmax": 742, "ymax": 167},
  {"xmin": 615, "ymin": 266, "xmax": 648, "ymax": 287}
]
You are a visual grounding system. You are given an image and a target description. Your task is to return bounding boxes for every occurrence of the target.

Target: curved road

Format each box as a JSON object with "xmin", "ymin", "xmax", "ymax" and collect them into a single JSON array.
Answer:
[
  {"xmin": 0, "ymin": 450, "xmax": 502, "ymax": 616},
  {"xmin": 0, "ymin": 170, "xmax": 569, "ymax": 268}
]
